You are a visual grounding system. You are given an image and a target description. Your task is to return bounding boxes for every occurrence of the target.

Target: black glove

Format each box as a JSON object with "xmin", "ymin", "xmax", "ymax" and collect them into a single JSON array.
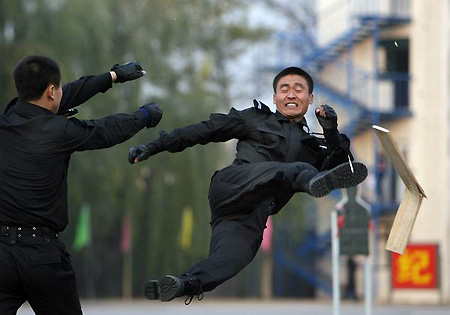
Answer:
[
  {"xmin": 128, "ymin": 142, "xmax": 160, "ymax": 164},
  {"xmin": 111, "ymin": 61, "xmax": 144, "ymax": 83},
  {"xmin": 139, "ymin": 102, "xmax": 163, "ymax": 128},
  {"xmin": 315, "ymin": 104, "xmax": 338, "ymax": 131}
]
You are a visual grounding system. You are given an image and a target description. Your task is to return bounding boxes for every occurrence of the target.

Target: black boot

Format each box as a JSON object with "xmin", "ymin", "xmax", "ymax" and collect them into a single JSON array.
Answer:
[
  {"xmin": 144, "ymin": 274, "xmax": 203, "ymax": 305},
  {"xmin": 307, "ymin": 162, "xmax": 368, "ymax": 198}
]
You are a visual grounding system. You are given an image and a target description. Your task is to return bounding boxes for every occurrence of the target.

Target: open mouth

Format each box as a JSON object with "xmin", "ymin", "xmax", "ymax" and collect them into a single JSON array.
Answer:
[{"xmin": 285, "ymin": 102, "xmax": 298, "ymax": 108}]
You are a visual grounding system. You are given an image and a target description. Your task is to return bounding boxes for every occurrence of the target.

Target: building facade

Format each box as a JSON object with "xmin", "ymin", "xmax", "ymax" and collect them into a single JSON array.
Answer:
[{"xmin": 313, "ymin": 0, "xmax": 450, "ymax": 304}]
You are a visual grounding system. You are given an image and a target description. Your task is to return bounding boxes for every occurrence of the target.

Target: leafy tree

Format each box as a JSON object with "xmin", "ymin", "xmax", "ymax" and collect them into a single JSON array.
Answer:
[{"xmin": 0, "ymin": 0, "xmax": 268, "ymax": 297}]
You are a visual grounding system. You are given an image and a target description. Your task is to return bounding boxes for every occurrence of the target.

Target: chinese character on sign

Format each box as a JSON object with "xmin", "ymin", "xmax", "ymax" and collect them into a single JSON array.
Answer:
[{"xmin": 391, "ymin": 244, "xmax": 438, "ymax": 289}]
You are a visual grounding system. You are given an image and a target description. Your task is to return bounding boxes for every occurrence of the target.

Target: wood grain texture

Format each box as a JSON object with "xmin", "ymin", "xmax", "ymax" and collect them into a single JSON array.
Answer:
[{"xmin": 372, "ymin": 125, "xmax": 427, "ymax": 254}]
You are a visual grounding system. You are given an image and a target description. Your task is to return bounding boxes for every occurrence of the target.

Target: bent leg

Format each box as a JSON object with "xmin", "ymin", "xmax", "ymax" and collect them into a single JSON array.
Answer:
[
  {"xmin": 209, "ymin": 162, "xmax": 318, "ymax": 216},
  {"xmin": 183, "ymin": 208, "xmax": 269, "ymax": 292}
]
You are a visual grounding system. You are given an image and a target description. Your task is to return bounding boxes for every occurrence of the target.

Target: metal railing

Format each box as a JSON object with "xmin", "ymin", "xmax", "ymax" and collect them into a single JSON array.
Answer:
[{"xmin": 318, "ymin": 0, "xmax": 410, "ymax": 45}]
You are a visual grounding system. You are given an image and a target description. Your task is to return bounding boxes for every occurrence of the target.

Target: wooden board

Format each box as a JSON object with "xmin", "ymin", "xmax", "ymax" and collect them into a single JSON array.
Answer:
[
  {"xmin": 372, "ymin": 125, "xmax": 426, "ymax": 197},
  {"xmin": 372, "ymin": 125, "xmax": 427, "ymax": 254},
  {"xmin": 385, "ymin": 188, "xmax": 424, "ymax": 253}
]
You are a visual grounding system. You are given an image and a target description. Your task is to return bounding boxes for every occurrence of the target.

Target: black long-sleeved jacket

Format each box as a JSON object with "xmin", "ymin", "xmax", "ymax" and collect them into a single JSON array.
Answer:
[
  {"xmin": 0, "ymin": 73, "xmax": 148, "ymax": 231},
  {"xmin": 151, "ymin": 101, "xmax": 351, "ymax": 170},
  {"xmin": 146, "ymin": 101, "xmax": 352, "ymax": 215}
]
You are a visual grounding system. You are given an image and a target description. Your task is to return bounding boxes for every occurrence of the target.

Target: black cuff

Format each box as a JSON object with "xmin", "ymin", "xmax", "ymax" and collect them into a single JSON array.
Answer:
[
  {"xmin": 98, "ymin": 72, "xmax": 113, "ymax": 93},
  {"xmin": 151, "ymin": 137, "xmax": 164, "ymax": 152},
  {"xmin": 324, "ymin": 129, "xmax": 341, "ymax": 148},
  {"xmin": 132, "ymin": 109, "xmax": 148, "ymax": 129}
]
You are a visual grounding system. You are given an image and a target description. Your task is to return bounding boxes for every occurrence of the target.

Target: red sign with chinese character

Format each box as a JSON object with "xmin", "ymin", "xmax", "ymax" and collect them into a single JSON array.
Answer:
[{"xmin": 391, "ymin": 244, "xmax": 438, "ymax": 289}]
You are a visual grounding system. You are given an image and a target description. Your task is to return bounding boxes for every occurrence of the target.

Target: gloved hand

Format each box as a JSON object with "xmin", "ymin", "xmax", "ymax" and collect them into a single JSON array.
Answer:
[
  {"xmin": 128, "ymin": 142, "xmax": 159, "ymax": 164},
  {"xmin": 315, "ymin": 104, "xmax": 338, "ymax": 131},
  {"xmin": 139, "ymin": 102, "xmax": 163, "ymax": 128},
  {"xmin": 111, "ymin": 61, "xmax": 145, "ymax": 83}
]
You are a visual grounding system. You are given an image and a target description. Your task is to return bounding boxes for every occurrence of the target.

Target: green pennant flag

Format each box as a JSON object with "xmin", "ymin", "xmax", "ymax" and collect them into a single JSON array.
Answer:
[
  {"xmin": 73, "ymin": 204, "xmax": 92, "ymax": 252},
  {"xmin": 180, "ymin": 206, "xmax": 193, "ymax": 250}
]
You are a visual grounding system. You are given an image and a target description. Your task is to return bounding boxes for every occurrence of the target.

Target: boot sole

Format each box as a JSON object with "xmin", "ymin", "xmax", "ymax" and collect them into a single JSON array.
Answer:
[
  {"xmin": 158, "ymin": 276, "xmax": 183, "ymax": 302},
  {"xmin": 309, "ymin": 162, "xmax": 368, "ymax": 198},
  {"xmin": 144, "ymin": 280, "xmax": 159, "ymax": 300}
]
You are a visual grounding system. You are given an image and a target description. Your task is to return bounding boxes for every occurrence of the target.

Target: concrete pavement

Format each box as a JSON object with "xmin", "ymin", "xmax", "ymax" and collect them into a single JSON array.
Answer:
[{"xmin": 17, "ymin": 299, "xmax": 450, "ymax": 315}]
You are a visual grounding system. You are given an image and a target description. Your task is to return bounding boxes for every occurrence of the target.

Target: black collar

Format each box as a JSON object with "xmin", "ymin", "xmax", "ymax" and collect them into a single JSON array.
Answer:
[
  {"xmin": 14, "ymin": 99, "xmax": 54, "ymax": 116},
  {"xmin": 275, "ymin": 111, "xmax": 309, "ymax": 130}
]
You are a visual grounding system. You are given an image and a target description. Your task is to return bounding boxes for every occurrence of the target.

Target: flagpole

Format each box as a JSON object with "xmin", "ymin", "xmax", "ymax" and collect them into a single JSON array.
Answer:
[
  {"xmin": 73, "ymin": 204, "xmax": 95, "ymax": 299},
  {"xmin": 261, "ymin": 217, "xmax": 273, "ymax": 300},
  {"xmin": 122, "ymin": 211, "xmax": 133, "ymax": 299},
  {"xmin": 122, "ymin": 243, "xmax": 133, "ymax": 299},
  {"xmin": 87, "ymin": 205, "xmax": 96, "ymax": 299}
]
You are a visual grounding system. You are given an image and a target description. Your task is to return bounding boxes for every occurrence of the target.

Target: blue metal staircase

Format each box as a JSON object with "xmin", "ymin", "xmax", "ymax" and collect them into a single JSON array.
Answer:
[
  {"xmin": 274, "ymin": 229, "xmax": 333, "ymax": 296},
  {"xmin": 301, "ymin": 15, "xmax": 410, "ymax": 71},
  {"xmin": 256, "ymin": 1, "xmax": 412, "ymax": 298}
]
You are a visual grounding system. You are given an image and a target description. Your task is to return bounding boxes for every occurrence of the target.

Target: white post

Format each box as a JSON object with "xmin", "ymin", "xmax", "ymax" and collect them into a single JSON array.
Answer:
[
  {"xmin": 332, "ymin": 210, "xmax": 340, "ymax": 315},
  {"xmin": 364, "ymin": 256, "xmax": 372, "ymax": 315},
  {"xmin": 365, "ymin": 225, "xmax": 373, "ymax": 315}
]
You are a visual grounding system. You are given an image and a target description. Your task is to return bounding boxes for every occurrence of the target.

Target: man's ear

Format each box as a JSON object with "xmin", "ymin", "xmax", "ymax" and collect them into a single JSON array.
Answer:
[
  {"xmin": 308, "ymin": 93, "xmax": 314, "ymax": 105},
  {"xmin": 272, "ymin": 94, "xmax": 276, "ymax": 104},
  {"xmin": 46, "ymin": 84, "xmax": 55, "ymax": 101}
]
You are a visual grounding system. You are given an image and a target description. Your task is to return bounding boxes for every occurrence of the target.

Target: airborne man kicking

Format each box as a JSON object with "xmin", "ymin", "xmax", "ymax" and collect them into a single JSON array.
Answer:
[{"xmin": 129, "ymin": 67, "xmax": 368, "ymax": 304}]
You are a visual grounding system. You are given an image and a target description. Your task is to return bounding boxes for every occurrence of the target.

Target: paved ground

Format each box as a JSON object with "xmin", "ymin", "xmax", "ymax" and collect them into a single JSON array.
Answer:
[{"xmin": 17, "ymin": 299, "xmax": 450, "ymax": 315}]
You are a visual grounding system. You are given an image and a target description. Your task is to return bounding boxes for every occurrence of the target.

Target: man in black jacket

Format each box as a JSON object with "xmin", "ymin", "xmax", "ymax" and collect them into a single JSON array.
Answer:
[
  {"xmin": 0, "ymin": 56, "xmax": 162, "ymax": 315},
  {"xmin": 128, "ymin": 67, "xmax": 367, "ymax": 304}
]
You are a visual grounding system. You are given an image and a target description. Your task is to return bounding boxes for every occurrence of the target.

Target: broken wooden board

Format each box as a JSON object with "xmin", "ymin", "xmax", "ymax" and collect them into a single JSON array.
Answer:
[{"xmin": 372, "ymin": 125, "xmax": 427, "ymax": 254}]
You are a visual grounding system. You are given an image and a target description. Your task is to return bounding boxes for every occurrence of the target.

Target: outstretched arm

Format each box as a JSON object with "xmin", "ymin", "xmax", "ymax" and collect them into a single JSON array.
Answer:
[
  {"xmin": 129, "ymin": 108, "xmax": 248, "ymax": 164},
  {"xmin": 58, "ymin": 102, "xmax": 162, "ymax": 153},
  {"xmin": 58, "ymin": 61, "xmax": 145, "ymax": 113}
]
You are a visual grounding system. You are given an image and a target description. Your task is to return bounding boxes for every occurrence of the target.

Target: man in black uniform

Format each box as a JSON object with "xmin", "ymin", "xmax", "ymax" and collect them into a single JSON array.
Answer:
[
  {"xmin": 0, "ymin": 56, "xmax": 162, "ymax": 315},
  {"xmin": 128, "ymin": 67, "xmax": 367, "ymax": 304}
]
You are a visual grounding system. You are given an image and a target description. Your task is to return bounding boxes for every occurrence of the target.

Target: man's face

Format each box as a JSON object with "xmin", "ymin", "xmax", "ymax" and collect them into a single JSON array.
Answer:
[{"xmin": 273, "ymin": 74, "xmax": 313, "ymax": 121}]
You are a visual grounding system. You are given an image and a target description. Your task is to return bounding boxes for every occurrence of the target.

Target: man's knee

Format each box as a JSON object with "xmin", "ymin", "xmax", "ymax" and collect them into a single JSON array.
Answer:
[
  {"xmin": 291, "ymin": 162, "xmax": 318, "ymax": 173},
  {"xmin": 216, "ymin": 237, "xmax": 261, "ymax": 272}
]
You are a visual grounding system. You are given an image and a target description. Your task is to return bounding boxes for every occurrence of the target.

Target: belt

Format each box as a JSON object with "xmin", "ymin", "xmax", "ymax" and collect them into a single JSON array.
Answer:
[{"xmin": 0, "ymin": 225, "xmax": 59, "ymax": 244}]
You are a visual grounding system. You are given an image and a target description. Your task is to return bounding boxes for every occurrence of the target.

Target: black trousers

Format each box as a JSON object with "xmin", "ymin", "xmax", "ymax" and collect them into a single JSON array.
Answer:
[
  {"xmin": 183, "ymin": 161, "xmax": 318, "ymax": 292},
  {"xmin": 0, "ymin": 236, "xmax": 82, "ymax": 315}
]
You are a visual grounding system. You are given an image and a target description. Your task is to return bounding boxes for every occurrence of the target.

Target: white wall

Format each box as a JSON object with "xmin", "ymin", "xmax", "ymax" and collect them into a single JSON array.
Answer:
[{"xmin": 408, "ymin": 0, "xmax": 450, "ymax": 304}]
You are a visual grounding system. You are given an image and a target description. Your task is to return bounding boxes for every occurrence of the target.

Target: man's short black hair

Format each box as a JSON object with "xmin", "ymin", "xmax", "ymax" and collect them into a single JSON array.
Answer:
[
  {"xmin": 273, "ymin": 67, "xmax": 314, "ymax": 94},
  {"xmin": 13, "ymin": 56, "xmax": 61, "ymax": 101}
]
